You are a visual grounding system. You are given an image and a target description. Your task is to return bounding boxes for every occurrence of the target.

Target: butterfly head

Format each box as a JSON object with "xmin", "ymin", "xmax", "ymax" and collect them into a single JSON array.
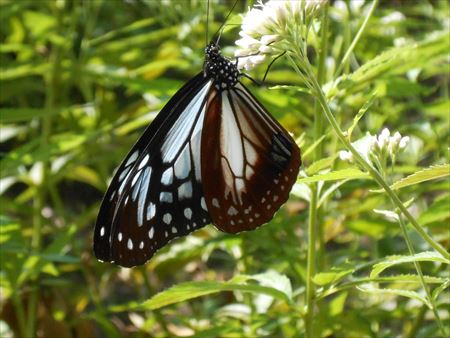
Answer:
[{"xmin": 204, "ymin": 42, "xmax": 239, "ymax": 90}]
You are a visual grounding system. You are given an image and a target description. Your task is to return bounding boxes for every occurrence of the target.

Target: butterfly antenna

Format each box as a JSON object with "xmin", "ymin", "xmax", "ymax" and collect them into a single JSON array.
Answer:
[
  {"xmin": 205, "ymin": 0, "xmax": 210, "ymax": 46},
  {"xmin": 213, "ymin": 0, "xmax": 239, "ymax": 45}
]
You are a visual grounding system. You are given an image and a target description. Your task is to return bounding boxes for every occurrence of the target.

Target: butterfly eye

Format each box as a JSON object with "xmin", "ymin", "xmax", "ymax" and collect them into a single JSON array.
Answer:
[{"xmin": 94, "ymin": 41, "xmax": 300, "ymax": 267}]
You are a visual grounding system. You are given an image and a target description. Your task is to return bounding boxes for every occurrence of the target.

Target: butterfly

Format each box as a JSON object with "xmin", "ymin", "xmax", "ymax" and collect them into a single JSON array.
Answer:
[{"xmin": 94, "ymin": 42, "xmax": 301, "ymax": 267}]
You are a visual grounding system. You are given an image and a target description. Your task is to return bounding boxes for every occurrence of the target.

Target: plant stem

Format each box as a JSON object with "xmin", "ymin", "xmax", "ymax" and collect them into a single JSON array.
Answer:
[
  {"xmin": 334, "ymin": 0, "xmax": 379, "ymax": 79},
  {"xmin": 305, "ymin": 6, "xmax": 329, "ymax": 337},
  {"xmin": 26, "ymin": 5, "xmax": 63, "ymax": 337},
  {"xmin": 12, "ymin": 294, "xmax": 27, "ymax": 338},
  {"xmin": 309, "ymin": 74, "xmax": 449, "ymax": 260},
  {"xmin": 396, "ymin": 212, "xmax": 448, "ymax": 337},
  {"xmin": 305, "ymin": 187, "xmax": 318, "ymax": 338}
]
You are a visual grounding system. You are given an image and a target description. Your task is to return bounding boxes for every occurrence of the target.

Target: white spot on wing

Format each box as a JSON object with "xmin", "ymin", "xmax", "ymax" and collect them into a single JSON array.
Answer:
[
  {"xmin": 100, "ymin": 227, "xmax": 105, "ymax": 237},
  {"xmin": 163, "ymin": 213, "xmax": 172, "ymax": 224},
  {"xmin": 201, "ymin": 197, "xmax": 207, "ymax": 211},
  {"xmin": 245, "ymin": 165, "xmax": 255, "ymax": 180},
  {"xmin": 125, "ymin": 150, "xmax": 139, "ymax": 167},
  {"xmin": 243, "ymin": 139, "xmax": 258, "ymax": 166},
  {"xmin": 221, "ymin": 94, "xmax": 244, "ymax": 177},
  {"xmin": 127, "ymin": 238, "xmax": 133, "ymax": 250},
  {"xmin": 212, "ymin": 198, "xmax": 220, "ymax": 208},
  {"xmin": 178, "ymin": 181, "xmax": 193, "ymax": 199},
  {"xmin": 172, "ymin": 226, "xmax": 177, "ymax": 234},
  {"xmin": 184, "ymin": 208, "xmax": 192, "ymax": 220},
  {"xmin": 137, "ymin": 167, "xmax": 151, "ymax": 226},
  {"xmin": 118, "ymin": 232, "xmax": 123, "ymax": 242},
  {"xmin": 138, "ymin": 154, "xmax": 149, "ymax": 170},
  {"xmin": 148, "ymin": 227, "xmax": 154, "ymax": 239},
  {"xmin": 160, "ymin": 192, "xmax": 173, "ymax": 203},
  {"xmin": 147, "ymin": 202, "xmax": 156, "ymax": 220},
  {"xmin": 118, "ymin": 165, "xmax": 131, "ymax": 182},
  {"xmin": 161, "ymin": 82, "xmax": 212, "ymax": 162},
  {"xmin": 131, "ymin": 169, "xmax": 142, "ymax": 187},
  {"xmin": 161, "ymin": 167, "xmax": 173, "ymax": 185},
  {"xmin": 174, "ymin": 144, "xmax": 191, "ymax": 180},
  {"xmin": 228, "ymin": 206, "xmax": 238, "ymax": 216},
  {"xmin": 139, "ymin": 241, "xmax": 144, "ymax": 249},
  {"xmin": 118, "ymin": 169, "xmax": 133, "ymax": 195}
]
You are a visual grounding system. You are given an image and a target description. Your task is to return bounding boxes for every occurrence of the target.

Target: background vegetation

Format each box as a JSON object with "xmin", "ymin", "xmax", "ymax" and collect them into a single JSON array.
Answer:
[{"xmin": 0, "ymin": 0, "xmax": 448, "ymax": 337}]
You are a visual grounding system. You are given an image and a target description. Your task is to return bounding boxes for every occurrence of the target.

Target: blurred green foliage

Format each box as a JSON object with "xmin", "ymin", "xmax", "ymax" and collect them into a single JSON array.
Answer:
[{"xmin": 0, "ymin": 0, "xmax": 449, "ymax": 337}]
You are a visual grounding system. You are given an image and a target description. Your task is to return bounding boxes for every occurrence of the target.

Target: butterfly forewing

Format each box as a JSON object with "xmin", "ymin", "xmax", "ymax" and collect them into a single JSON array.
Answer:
[
  {"xmin": 201, "ymin": 82, "xmax": 301, "ymax": 233},
  {"xmin": 94, "ymin": 74, "xmax": 213, "ymax": 267}
]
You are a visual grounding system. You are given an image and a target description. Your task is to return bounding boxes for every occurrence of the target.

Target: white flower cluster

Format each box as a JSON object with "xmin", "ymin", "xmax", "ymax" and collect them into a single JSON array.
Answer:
[
  {"xmin": 235, "ymin": 0, "xmax": 327, "ymax": 70},
  {"xmin": 371, "ymin": 128, "xmax": 409, "ymax": 158},
  {"xmin": 339, "ymin": 128, "xmax": 410, "ymax": 164}
]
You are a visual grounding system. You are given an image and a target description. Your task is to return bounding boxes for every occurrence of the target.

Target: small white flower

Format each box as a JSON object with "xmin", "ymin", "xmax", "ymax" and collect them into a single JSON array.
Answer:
[
  {"xmin": 399, "ymin": 136, "xmax": 410, "ymax": 150},
  {"xmin": 370, "ymin": 128, "xmax": 410, "ymax": 164},
  {"xmin": 235, "ymin": 0, "xmax": 328, "ymax": 70},
  {"xmin": 388, "ymin": 131, "xmax": 402, "ymax": 155},
  {"xmin": 379, "ymin": 128, "xmax": 391, "ymax": 149},
  {"xmin": 339, "ymin": 150, "xmax": 354, "ymax": 162},
  {"xmin": 381, "ymin": 11, "xmax": 406, "ymax": 24}
]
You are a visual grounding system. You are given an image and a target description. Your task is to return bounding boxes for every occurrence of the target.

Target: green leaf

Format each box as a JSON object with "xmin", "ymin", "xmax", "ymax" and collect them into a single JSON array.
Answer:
[
  {"xmin": 338, "ymin": 32, "xmax": 448, "ymax": 94},
  {"xmin": 347, "ymin": 92, "xmax": 378, "ymax": 139},
  {"xmin": 0, "ymin": 108, "xmax": 63, "ymax": 123},
  {"xmin": 313, "ymin": 268, "xmax": 354, "ymax": 286},
  {"xmin": 390, "ymin": 164, "xmax": 449, "ymax": 190},
  {"xmin": 368, "ymin": 274, "xmax": 445, "ymax": 284},
  {"xmin": 357, "ymin": 284, "xmax": 431, "ymax": 308},
  {"xmin": 306, "ymin": 155, "xmax": 337, "ymax": 176},
  {"xmin": 370, "ymin": 252, "xmax": 449, "ymax": 278},
  {"xmin": 346, "ymin": 219, "xmax": 394, "ymax": 238},
  {"xmin": 417, "ymin": 194, "xmax": 450, "ymax": 227},
  {"xmin": 297, "ymin": 168, "xmax": 370, "ymax": 184},
  {"xmin": 432, "ymin": 279, "xmax": 450, "ymax": 301},
  {"xmin": 111, "ymin": 274, "xmax": 293, "ymax": 312},
  {"xmin": 250, "ymin": 270, "xmax": 293, "ymax": 300}
]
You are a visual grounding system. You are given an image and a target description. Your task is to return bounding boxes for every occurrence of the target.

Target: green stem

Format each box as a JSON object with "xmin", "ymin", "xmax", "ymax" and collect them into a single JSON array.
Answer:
[
  {"xmin": 305, "ymin": 187, "xmax": 318, "ymax": 338},
  {"xmin": 26, "ymin": 5, "xmax": 63, "ymax": 337},
  {"xmin": 310, "ymin": 75, "xmax": 449, "ymax": 260},
  {"xmin": 405, "ymin": 305, "xmax": 427, "ymax": 338},
  {"xmin": 12, "ymin": 294, "xmax": 27, "ymax": 338},
  {"xmin": 305, "ymin": 6, "xmax": 329, "ymax": 337},
  {"xmin": 334, "ymin": 0, "xmax": 379, "ymax": 79},
  {"xmin": 141, "ymin": 269, "xmax": 171, "ymax": 336},
  {"xmin": 396, "ymin": 212, "xmax": 448, "ymax": 337}
]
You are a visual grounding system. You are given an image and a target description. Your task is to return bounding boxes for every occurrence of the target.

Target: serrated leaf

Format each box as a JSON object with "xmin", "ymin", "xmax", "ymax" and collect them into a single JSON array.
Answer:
[
  {"xmin": 338, "ymin": 32, "xmax": 448, "ymax": 94},
  {"xmin": 390, "ymin": 164, "xmax": 449, "ymax": 190},
  {"xmin": 357, "ymin": 284, "xmax": 431, "ymax": 308},
  {"xmin": 432, "ymin": 279, "xmax": 450, "ymax": 301},
  {"xmin": 373, "ymin": 209, "xmax": 399, "ymax": 222},
  {"xmin": 369, "ymin": 274, "xmax": 445, "ymax": 284},
  {"xmin": 297, "ymin": 168, "xmax": 370, "ymax": 184},
  {"xmin": 370, "ymin": 252, "xmax": 449, "ymax": 278}
]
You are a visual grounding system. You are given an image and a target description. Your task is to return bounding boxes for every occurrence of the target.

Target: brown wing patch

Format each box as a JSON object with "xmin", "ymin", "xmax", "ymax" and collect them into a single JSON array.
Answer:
[{"xmin": 201, "ymin": 84, "xmax": 301, "ymax": 233}]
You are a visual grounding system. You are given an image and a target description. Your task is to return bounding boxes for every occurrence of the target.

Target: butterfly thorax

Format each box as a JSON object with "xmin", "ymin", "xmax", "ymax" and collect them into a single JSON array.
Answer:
[{"xmin": 204, "ymin": 43, "xmax": 239, "ymax": 90}]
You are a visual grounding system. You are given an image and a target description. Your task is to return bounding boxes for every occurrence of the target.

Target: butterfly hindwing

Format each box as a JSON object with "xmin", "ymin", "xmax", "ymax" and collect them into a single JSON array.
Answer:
[
  {"xmin": 201, "ymin": 82, "xmax": 301, "ymax": 233},
  {"xmin": 94, "ymin": 74, "xmax": 213, "ymax": 267}
]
